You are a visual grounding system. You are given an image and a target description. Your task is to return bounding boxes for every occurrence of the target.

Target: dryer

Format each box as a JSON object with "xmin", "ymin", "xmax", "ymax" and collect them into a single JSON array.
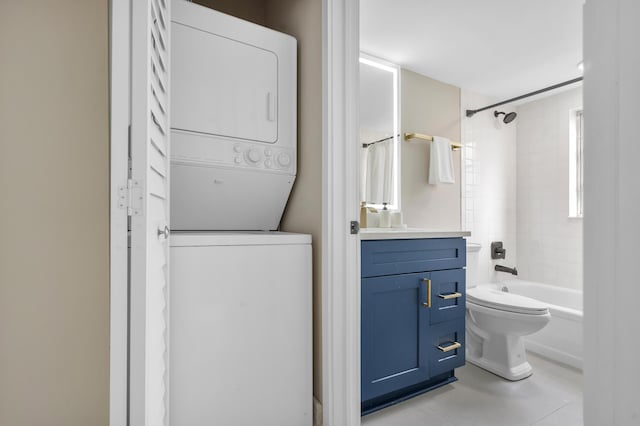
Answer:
[{"xmin": 170, "ymin": 1, "xmax": 297, "ymax": 231}]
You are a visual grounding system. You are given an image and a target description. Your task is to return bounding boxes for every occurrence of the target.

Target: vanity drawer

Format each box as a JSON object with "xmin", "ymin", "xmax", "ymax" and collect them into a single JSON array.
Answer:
[
  {"xmin": 429, "ymin": 268, "xmax": 466, "ymax": 324},
  {"xmin": 427, "ymin": 318, "xmax": 466, "ymax": 377},
  {"xmin": 361, "ymin": 238, "xmax": 466, "ymax": 278}
]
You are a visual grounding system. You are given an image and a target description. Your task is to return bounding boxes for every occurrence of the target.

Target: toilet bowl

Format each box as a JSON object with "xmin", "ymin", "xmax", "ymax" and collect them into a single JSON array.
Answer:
[
  {"xmin": 465, "ymin": 286, "xmax": 550, "ymax": 380},
  {"xmin": 464, "ymin": 243, "xmax": 550, "ymax": 381}
]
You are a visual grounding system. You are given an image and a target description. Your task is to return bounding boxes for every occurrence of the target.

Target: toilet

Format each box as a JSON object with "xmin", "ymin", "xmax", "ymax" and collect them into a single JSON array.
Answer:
[{"xmin": 465, "ymin": 243, "xmax": 551, "ymax": 381}]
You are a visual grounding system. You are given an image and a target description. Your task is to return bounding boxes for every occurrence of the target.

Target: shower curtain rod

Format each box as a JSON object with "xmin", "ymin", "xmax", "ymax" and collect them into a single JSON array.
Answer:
[
  {"xmin": 465, "ymin": 76, "xmax": 583, "ymax": 118},
  {"xmin": 362, "ymin": 134, "xmax": 398, "ymax": 148}
]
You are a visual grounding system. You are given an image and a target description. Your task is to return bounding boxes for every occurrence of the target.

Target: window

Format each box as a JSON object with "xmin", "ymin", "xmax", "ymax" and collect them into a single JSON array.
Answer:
[{"xmin": 569, "ymin": 109, "xmax": 583, "ymax": 217}]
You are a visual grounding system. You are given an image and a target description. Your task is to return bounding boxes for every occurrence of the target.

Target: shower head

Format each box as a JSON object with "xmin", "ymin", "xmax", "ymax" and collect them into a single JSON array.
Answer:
[{"xmin": 494, "ymin": 110, "xmax": 517, "ymax": 124}]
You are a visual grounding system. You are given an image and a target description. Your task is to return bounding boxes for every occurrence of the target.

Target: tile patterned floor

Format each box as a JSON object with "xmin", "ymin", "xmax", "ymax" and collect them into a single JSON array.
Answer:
[{"xmin": 361, "ymin": 353, "xmax": 583, "ymax": 426}]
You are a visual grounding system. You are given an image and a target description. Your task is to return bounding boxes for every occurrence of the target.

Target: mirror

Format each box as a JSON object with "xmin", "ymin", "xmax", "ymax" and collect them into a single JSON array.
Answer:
[{"xmin": 359, "ymin": 56, "xmax": 399, "ymax": 209}]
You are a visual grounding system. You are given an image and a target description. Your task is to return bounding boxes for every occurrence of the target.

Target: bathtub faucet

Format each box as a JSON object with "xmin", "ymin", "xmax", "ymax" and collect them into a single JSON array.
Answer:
[{"xmin": 495, "ymin": 264, "xmax": 518, "ymax": 275}]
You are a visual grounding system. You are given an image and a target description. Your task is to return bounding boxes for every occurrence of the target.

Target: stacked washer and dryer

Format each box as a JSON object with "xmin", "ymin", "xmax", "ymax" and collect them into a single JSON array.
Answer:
[{"xmin": 168, "ymin": 2, "xmax": 312, "ymax": 425}]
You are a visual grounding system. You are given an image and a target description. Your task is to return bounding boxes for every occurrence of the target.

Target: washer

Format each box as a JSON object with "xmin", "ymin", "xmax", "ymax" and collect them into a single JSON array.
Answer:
[{"xmin": 169, "ymin": 231, "xmax": 312, "ymax": 425}]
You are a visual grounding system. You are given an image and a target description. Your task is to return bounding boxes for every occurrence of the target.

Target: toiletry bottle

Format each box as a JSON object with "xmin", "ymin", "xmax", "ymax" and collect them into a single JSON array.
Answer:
[
  {"xmin": 391, "ymin": 210, "xmax": 402, "ymax": 227},
  {"xmin": 366, "ymin": 207, "xmax": 379, "ymax": 228},
  {"xmin": 360, "ymin": 202, "xmax": 368, "ymax": 228},
  {"xmin": 379, "ymin": 202, "xmax": 391, "ymax": 228}
]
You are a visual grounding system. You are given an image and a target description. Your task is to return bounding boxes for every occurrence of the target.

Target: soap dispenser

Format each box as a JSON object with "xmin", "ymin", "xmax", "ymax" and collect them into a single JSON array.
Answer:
[{"xmin": 379, "ymin": 202, "xmax": 391, "ymax": 228}]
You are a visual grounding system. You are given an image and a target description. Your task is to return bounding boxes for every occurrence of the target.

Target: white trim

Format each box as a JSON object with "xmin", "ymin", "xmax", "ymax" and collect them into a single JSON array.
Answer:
[
  {"xmin": 568, "ymin": 108, "xmax": 583, "ymax": 218},
  {"xmin": 109, "ymin": 0, "xmax": 130, "ymax": 424},
  {"xmin": 322, "ymin": 0, "xmax": 361, "ymax": 425},
  {"xmin": 583, "ymin": 0, "xmax": 640, "ymax": 424}
]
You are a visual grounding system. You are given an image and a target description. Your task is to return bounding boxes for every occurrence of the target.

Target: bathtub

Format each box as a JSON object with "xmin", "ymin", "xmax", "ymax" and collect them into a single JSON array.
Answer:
[{"xmin": 497, "ymin": 279, "xmax": 583, "ymax": 370}]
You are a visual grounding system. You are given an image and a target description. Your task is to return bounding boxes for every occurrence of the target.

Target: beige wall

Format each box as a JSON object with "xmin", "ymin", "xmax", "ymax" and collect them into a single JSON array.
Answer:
[
  {"xmin": 266, "ymin": 0, "xmax": 324, "ymax": 402},
  {"xmin": 0, "ymin": 2, "xmax": 109, "ymax": 426},
  {"xmin": 401, "ymin": 69, "xmax": 462, "ymax": 229},
  {"xmin": 194, "ymin": 0, "xmax": 267, "ymax": 25}
]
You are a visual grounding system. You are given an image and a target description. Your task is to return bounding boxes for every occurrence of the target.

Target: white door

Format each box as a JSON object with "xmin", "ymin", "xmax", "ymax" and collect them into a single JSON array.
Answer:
[{"xmin": 129, "ymin": 0, "xmax": 171, "ymax": 425}]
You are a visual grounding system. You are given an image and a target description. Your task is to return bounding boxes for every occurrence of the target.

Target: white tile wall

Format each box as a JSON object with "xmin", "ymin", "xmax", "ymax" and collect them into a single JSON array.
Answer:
[
  {"xmin": 516, "ymin": 88, "xmax": 583, "ymax": 290},
  {"xmin": 461, "ymin": 90, "xmax": 518, "ymax": 285}
]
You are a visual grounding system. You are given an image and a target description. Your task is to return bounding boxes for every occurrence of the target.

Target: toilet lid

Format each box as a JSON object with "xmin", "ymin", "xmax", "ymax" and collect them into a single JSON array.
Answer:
[{"xmin": 467, "ymin": 287, "xmax": 549, "ymax": 315}]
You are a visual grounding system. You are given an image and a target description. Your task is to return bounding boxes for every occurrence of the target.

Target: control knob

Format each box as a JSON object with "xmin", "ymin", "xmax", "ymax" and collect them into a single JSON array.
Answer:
[
  {"xmin": 247, "ymin": 149, "xmax": 262, "ymax": 164},
  {"xmin": 276, "ymin": 152, "xmax": 291, "ymax": 168}
]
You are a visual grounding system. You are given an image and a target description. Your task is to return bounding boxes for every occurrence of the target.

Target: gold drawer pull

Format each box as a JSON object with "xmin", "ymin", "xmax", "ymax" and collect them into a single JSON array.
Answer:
[
  {"xmin": 437, "ymin": 341, "xmax": 462, "ymax": 352},
  {"xmin": 421, "ymin": 278, "xmax": 431, "ymax": 308},
  {"xmin": 439, "ymin": 292, "xmax": 462, "ymax": 300}
]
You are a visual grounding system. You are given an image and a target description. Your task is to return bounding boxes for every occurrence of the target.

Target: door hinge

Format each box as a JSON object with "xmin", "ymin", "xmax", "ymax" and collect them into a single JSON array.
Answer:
[
  {"xmin": 118, "ymin": 179, "xmax": 143, "ymax": 216},
  {"xmin": 350, "ymin": 220, "xmax": 360, "ymax": 235}
]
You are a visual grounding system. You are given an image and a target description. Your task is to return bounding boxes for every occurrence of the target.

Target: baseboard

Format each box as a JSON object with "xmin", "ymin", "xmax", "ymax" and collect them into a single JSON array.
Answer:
[
  {"xmin": 313, "ymin": 396, "xmax": 322, "ymax": 426},
  {"xmin": 361, "ymin": 372, "xmax": 457, "ymax": 415}
]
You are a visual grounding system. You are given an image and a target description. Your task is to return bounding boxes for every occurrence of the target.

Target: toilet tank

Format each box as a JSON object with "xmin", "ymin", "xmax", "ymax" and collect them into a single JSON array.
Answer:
[{"xmin": 466, "ymin": 243, "xmax": 482, "ymax": 288}]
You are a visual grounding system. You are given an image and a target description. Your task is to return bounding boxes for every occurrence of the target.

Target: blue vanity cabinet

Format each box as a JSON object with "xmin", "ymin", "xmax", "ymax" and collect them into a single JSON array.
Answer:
[{"xmin": 361, "ymin": 238, "xmax": 466, "ymax": 414}]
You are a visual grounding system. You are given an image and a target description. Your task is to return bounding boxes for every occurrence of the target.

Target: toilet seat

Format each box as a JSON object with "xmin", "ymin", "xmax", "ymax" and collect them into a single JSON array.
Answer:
[{"xmin": 467, "ymin": 287, "xmax": 549, "ymax": 315}]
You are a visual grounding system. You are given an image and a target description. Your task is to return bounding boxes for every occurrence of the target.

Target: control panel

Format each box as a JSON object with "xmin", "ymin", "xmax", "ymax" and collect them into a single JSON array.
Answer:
[{"xmin": 171, "ymin": 129, "xmax": 295, "ymax": 174}]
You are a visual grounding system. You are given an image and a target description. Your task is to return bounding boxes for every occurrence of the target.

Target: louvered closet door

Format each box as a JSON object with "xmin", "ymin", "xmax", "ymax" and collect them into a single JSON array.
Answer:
[{"xmin": 129, "ymin": 0, "xmax": 171, "ymax": 425}]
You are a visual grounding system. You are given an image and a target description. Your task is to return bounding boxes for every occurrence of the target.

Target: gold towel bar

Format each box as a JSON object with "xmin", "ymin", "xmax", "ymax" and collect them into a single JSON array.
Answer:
[{"xmin": 404, "ymin": 132, "xmax": 462, "ymax": 150}]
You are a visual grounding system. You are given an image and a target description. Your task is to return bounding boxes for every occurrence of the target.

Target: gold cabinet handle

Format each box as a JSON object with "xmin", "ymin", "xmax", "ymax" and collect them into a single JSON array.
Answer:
[
  {"xmin": 421, "ymin": 278, "xmax": 431, "ymax": 308},
  {"xmin": 437, "ymin": 341, "xmax": 462, "ymax": 352},
  {"xmin": 439, "ymin": 292, "xmax": 462, "ymax": 300}
]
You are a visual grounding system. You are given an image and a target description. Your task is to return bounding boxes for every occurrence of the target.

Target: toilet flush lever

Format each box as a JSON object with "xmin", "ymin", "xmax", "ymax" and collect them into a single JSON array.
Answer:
[{"xmin": 421, "ymin": 278, "xmax": 432, "ymax": 308}]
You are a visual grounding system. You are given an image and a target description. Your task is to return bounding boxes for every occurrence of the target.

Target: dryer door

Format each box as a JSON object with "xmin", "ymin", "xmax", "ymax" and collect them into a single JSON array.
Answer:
[{"xmin": 171, "ymin": 22, "xmax": 278, "ymax": 143}]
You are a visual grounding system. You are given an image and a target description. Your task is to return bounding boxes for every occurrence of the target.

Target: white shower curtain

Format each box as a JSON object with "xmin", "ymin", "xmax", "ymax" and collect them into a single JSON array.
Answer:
[{"xmin": 361, "ymin": 139, "xmax": 395, "ymax": 204}]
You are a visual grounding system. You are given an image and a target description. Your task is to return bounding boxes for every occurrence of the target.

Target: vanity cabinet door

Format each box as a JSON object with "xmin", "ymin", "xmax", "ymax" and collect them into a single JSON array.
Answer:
[{"xmin": 361, "ymin": 272, "xmax": 431, "ymax": 402}]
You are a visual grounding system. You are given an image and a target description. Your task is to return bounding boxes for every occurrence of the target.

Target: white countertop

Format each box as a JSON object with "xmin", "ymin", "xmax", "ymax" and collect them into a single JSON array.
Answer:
[{"xmin": 359, "ymin": 228, "xmax": 471, "ymax": 240}]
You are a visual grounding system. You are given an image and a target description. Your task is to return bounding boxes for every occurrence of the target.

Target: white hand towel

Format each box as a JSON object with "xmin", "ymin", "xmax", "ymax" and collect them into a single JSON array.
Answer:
[{"xmin": 428, "ymin": 136, "xmax": 455, "ymax": 184}]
